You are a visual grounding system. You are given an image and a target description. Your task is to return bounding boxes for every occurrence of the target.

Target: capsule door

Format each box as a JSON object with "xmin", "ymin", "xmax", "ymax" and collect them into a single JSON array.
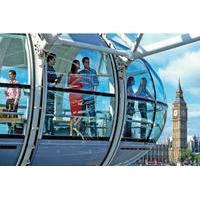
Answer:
[{"xmin": 0, "ymin": 34, "xmax": 34, "ymax": 165}]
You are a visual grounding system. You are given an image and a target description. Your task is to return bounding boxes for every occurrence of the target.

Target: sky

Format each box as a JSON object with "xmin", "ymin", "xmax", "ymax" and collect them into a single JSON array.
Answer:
[{"xmin": 143, "ymin": 35, "xmax": 200, "ymax": 142}]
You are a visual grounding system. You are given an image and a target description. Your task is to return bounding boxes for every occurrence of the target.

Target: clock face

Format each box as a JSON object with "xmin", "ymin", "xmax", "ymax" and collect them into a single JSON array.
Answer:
[{"xmin": 173, "ymin": 110, "xmax": 178, "ymax": 117}]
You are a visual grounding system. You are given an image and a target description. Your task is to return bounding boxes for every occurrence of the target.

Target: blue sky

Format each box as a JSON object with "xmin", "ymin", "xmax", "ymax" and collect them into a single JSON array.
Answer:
[{"xmin": 143, "ymin": 36, "xmax": 200, "ymax": 142}]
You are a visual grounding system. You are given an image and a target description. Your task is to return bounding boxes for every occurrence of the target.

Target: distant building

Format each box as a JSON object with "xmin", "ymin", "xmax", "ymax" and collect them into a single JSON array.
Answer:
[
  {"xmin": 187, "ymin": 135, "xmax": 193, "ymax": 151},
  {"xmin": 170, "ymin": 80, "xmax": 188, "ymax": 164},
  {"xmin": 191, "ymin": 136, "xmax": 200, "ymax": 153},
  {"xmin": 137, "ymin": 143, "xmax": 170, "ymax": 165}
]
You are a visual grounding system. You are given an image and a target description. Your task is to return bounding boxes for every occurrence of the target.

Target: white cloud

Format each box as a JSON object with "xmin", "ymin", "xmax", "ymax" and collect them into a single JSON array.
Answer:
[
  {"xmin": 188, "ymin": 104, "xmax": 200, "ymax": 118},
  {"xmin": 159, "ymin": 103, "xmax": 200, "ymax": 142},
  {"xmin": 186, "ymin": 87, "xmax": 200, "ymax": 96},
  {"xmin": 158, "ymin": 50, "xmax": 200, "ymax": 96},
  {"xmin": 141, "ymin": 34, "xmax": 178, "ymax": 46},
  {"xmin": 0, "ymin": 77, "xmax": 8, "ymax": 83}
]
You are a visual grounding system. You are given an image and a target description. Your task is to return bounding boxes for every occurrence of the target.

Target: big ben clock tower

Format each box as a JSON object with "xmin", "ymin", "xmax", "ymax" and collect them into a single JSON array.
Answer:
[{"xmin": 171, "ymin": 80, "xmax": 188, "ymax": 164}]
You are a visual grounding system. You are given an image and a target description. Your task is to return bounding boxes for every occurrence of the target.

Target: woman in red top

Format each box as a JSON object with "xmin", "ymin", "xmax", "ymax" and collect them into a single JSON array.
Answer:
[{"xmin": 68, "ymin": 60, "xmax": 82, "ymax": 136}]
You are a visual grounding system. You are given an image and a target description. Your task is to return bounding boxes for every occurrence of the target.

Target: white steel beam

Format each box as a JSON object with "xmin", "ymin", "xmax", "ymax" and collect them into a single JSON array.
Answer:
[
  {"xmin": 135, "ymin": 34, "xmax": 200, "ymax": 58},
  {"xmin": 42, "ymin": 33, "xmax": 200, "ymax": 61},
  {"xmin": 43, "ymin": 34, "xmax": 134, "ymax": 60},
  {"xmin": 133, "ymin": 33, "xmax": 143, "ymax": 52}
]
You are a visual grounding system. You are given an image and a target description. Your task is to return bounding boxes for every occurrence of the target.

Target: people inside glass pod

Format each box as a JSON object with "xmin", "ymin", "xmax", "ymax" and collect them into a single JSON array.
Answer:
[
  {"xmin": 46, "ymin": 53, "xmax": 100, "ymax": 137},
  {"xmin": 125, "ymin": 76, "xmax": 154, "ymax": 139}
]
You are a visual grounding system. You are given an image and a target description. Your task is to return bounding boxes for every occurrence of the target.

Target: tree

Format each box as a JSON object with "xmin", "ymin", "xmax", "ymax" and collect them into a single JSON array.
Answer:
[
  {"xmin": 194, "ymin": 154, "xmax": 200, "ymax": 165},
  {"xmin": 181, "ymin": 148, "xmax": 192, "ymax": 163},
  {"xmin": 181, "ymin": 149, "xmax": 200, "ymax": 165}
]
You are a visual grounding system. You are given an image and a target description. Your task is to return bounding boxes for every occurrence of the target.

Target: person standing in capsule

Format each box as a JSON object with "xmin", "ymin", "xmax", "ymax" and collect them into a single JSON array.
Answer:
[
  {"xmin": 79, "ymin": 57, "xmax": 99, "ymax": 137},
  {"xmin": 124, "ymin": 76, "xmax": 135, "ymax": 138},
  {"xmin": 45, "ymin": 53, "xmax": 63, "ymax": 135},
  {"xmin": 68, "ymin": 59, "xmax": 83, "ymax": 136},
  {"xmin": 135, "ymin": 77, "xmax": 153, "ymax": 139}
]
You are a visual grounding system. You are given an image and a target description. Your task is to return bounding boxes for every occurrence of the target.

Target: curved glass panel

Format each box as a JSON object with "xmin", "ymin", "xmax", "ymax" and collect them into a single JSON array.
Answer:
[
  {"xmin": 124, "ymin": 59, "xmax": 155, "ymax": 140},
  {"xmin": 149, "ymin": 103, "xmax": 167, "ymax": 142},
  {"xmin": 124, "ymin": 58, "xmax": 167, "ymax": 142},
  {"xmin": 130, "ymin": 99, "xmax": 155, "ymax": 140},
  {"xmin": 126, "ymin": 59, "xmax": 155, "ymax": 99},
  {"xmin": 43, "ymin": 44, "xmax": 116, "ymax": 140},
  {"xmin": 145, "ymin": 60, "xmax": 167, "ymax": 103},
  {"xmin": 0, "ymin": 34, "xmax": 31, "ymax": 135}
]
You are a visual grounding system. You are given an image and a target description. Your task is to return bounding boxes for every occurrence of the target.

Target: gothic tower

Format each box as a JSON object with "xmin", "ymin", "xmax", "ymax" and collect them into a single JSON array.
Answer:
[{"xmin": 170, "ymin": 80, "xmax": 188, "ymax": 164}]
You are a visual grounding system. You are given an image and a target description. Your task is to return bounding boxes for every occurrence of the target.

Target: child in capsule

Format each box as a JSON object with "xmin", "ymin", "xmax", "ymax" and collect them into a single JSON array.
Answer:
[{"xmin": 68, "ymin": 60, "xmax": 83, "ymax": 136}]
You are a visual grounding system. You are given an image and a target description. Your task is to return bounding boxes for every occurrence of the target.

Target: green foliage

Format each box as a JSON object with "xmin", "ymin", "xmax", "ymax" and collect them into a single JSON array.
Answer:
[
  {"xmin": 181, "ymin": 149, "xmax": 200, "ymax": 165},
  {"xmin": 194, "ymin": 154, "xmax": 200, "ymax": 165},
  {"xmin": 181, "ymin": 149, "xmax": 192, "ymax": 161}
]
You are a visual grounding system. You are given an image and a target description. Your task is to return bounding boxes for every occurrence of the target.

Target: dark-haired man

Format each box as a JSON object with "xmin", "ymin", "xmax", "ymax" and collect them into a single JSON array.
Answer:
[
  {"xmin": 45, "ymin": 53, "xmax": 63, "ymax": 135},
  {"xmin": 79, "ymin": 57, "xmax": 99, "ymax": 137}
]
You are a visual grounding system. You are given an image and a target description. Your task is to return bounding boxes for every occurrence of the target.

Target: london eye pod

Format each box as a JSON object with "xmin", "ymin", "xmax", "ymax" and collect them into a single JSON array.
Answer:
[{"xmin": 0, "ymin": 33, "xmax": 167, "ymax": 165}]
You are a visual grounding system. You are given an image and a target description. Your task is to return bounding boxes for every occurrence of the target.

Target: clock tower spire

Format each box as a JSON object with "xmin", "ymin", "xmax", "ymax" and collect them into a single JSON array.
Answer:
[{"xmin": 170, "ymin": 80, "xmax": 188, "ymax": 164}]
